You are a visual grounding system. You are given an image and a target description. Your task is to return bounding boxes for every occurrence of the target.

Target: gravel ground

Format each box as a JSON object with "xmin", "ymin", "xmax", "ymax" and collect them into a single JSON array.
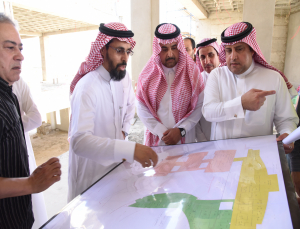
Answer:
[{"xmin": 128, "ymin": 116, "xmax": 144, "ymax": 144}]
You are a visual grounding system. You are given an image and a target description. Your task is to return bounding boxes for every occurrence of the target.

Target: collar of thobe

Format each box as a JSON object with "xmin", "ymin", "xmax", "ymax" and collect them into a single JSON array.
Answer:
[
  {"xmin": 161, "ymin": 63, "xmax": 178, "ymax": 76},
  {"xmin": 98, "ymin": 65, "xmax": 112, "ymax": 82},
  {"xmin": 235, "ymin": 58, "xmax": 255, "ymax": 78}
]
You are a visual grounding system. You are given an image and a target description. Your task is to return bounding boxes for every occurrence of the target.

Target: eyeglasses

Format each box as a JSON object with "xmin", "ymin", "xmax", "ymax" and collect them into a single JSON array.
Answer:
[{"xmin": 108, "ymin": 46, "xmax": 134, "ymax": 56}]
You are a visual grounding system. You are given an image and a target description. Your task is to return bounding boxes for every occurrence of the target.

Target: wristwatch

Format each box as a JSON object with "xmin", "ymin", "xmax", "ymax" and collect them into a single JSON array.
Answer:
[
  {"xmin": 179, "ymin": 128, "xmax": 186, "ymax": 137},
  {"xmin": 122, "ymin": 131, "xmax": 128, "ymax": 137}
]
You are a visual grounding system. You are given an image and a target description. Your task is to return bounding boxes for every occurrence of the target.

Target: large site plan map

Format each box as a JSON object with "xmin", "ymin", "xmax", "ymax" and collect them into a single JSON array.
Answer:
[{"xmin": 43, "ymin": 135, "xmax": 293, "ymax": 229}]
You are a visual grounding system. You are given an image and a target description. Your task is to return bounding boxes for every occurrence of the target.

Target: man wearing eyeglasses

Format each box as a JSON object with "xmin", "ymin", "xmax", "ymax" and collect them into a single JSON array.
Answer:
[{"xmin": 68, "ymin": 22, "xmax": 158, "ymax": 201}]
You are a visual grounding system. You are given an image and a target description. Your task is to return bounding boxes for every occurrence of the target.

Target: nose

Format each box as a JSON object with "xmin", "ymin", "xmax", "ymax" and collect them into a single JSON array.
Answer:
[
  {"xmin": 167, "ymin": 48, "xmax": 174, "ymax": 58},
  {"xmin": 14, "ymin": 49, "xmax": 24, "ymax": 62},
  {"xmin": 231, "ymin": 49, "xmax": 237, "ymax": 60},
  {"xmin": 204, "ymin": 55, "xmax": 209, "ymax": 64},
  {"xmin": 121, "ymin": 52, "xmax": 129, "ymax": 62}
]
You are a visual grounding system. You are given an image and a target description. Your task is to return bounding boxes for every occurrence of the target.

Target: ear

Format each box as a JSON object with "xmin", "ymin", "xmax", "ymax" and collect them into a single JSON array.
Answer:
[
  {"xmin": 193, "ymin": 48, "xmax": 197, "ymax": 54},
  {"xmin": 249, "ymin": 46, "xmax": 255, "ymax": 57},
  {"xmin": 100, "ymin": 46, "xmax": 106, "ymax": 57}
]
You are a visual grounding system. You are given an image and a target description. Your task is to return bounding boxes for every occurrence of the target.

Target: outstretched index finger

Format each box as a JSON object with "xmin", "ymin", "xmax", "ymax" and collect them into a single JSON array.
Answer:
[{"xmin": 258, "ymin": 90, "xmax": 276, "ymax": 97}]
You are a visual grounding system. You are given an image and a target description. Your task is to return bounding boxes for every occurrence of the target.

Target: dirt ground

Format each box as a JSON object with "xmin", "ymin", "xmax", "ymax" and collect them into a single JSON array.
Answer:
[
  {"xmin": 31, "ymin": 130, "xmax": 69, "ymax": 166},
  {"xmin": 32, "ymin": 116, "xmax": 145, "ymax": 166}
]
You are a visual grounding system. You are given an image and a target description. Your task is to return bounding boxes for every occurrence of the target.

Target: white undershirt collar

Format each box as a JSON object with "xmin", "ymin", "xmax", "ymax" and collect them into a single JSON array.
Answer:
[
  {"xmin": 161, "ymin": 63, "xmax": 178, "ymax": 75},
  {"xmin": 98, "ymin": 65, "xmax": 111, "ymax": 82},
  {"xmin": 235, "ymin": 58, "xmax": 255, "ymax": 78}
]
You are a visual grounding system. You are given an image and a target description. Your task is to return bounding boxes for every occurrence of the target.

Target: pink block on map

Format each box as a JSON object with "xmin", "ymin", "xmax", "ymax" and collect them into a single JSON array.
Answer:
[{"xmin": 204, "ymin": 150, "xmax": 236, "ymax": 173}]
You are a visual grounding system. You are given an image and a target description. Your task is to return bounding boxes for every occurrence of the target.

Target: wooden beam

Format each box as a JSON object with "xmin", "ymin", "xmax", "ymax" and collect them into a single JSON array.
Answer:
[
  {"xmin": 43, "ymin": 25, "xmax": 98, "ymax": 36},
  {"xmin": 20, "ymin": 35, "xmax": 38, "ymax": 39},
  {"xmin": 178, "ymin": 0, "xmax": 208, "ymax": 19},
  {"xmin": 19, "ymin": 30, "xmax": 42, "ymax": 36}
]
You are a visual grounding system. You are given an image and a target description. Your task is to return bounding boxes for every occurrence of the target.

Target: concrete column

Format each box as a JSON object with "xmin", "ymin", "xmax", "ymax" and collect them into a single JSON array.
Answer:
[
  {"xmin": 151, "ymin": 0, "xmax": 160, "ymax": 50},
  {"xmin": 243, "ymin": 0, "xmax": 276, "ymax": 63},
  {"xmin": 55, "ymin": 108, "xmax": 70, "ymax": 132},
  {"xmin": 39, "ymin": 35, "xmax": 49, "ymax": 81},
  {"xmin": 0, "ymin": 1, "xmax": 14, "ymax": 19},
  {"xmin": 131, "ymin": 0, "xmax": 159, "ymax": 89},
  {"xmin": 46, "ymin": 111, "xmax": 56, "ymax": 130},
  {"xmin": 284, "ymin": 11, "xmax": 300, "ymax": 86}
]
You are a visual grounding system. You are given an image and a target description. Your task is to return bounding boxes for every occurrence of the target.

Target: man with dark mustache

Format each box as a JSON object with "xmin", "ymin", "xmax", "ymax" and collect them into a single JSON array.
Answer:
[
  {"xmin": 202, "ymin": 22, "xmax": 297, "ymax": 154},
  {"xmin": 68, "ymin": 22, "xmax": 158, "ymax": 201},
  {"xmin": 136, "ymin": 23, "xmax": 204, "ymax": 146},
  {"xmin": 195, "ymin": 38, "xmax": 220, "ymax": 141}
]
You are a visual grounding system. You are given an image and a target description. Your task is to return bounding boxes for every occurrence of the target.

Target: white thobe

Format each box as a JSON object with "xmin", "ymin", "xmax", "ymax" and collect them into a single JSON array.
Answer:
[
  {"xmin": 137, "ymin": 64, "xmax": 204, "ymax": 145},
  {"xmin": 202, "ymin": 60, "xmax": 298, "ymax": 140},
  {"xmin": 68, "ymin": 65, "xmax": 136, "ymax": 201},
  {"xmin": 13, "ymin": 77, "xmax": 48, "ymax": 229},
  {"xmin": 196, "ymin": 70, "xmax": 211, "ymax": 141}
]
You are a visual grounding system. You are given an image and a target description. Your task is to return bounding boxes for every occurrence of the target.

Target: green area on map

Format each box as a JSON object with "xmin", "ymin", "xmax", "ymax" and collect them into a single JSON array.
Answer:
[{"xmin": 130, "ymin": 193, "xmax": 234, "ymax": 229}]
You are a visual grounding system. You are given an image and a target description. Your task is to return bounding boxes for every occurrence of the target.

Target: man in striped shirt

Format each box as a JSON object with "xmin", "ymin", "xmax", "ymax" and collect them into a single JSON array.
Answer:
[{"xmin": 0, "ymin": 14, "xmax": 61, "ymax": 228}]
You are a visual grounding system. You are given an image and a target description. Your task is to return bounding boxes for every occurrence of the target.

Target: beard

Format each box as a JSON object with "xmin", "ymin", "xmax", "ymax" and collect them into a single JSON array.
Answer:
[{"xmin": 106, "ymin": 53, "xmax": 127, "ymax": 81}]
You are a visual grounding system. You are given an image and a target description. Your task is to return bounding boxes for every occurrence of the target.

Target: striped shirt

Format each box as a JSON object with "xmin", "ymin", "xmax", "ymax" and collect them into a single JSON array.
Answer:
[{"xmin": 0, "ymin": 77, "xmax": 34, "ymax": 229}]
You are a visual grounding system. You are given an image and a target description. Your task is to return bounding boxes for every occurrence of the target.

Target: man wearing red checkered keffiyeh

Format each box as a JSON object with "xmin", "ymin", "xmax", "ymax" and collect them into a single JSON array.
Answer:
[
  {"xmin": 195, "ymin": 38, "xmax": 220, "ymax": 142},
  {"xmin": 68, "ymin": 22, "xmax": 158, "ymax": 202},
  {"xmin": 136, "ymin": 23, "xmax": 205, "ymax": 147},
  {"xmin": 202, "ymin": 22, "xmax": 298, "ymax": 154},
  {"xmin": 218, "ymin": 22, "xmax": 297, "ymax": 99}
]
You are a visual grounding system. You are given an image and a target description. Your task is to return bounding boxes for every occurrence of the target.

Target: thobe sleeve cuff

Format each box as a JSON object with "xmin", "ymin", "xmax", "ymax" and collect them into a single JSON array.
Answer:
[
  {"xmin": 153, "ymin": 123, "xmax": 168, "ymax": 140},
  {"xmin": 178, "ymin": 117, "xmax": 198, "ymax": 132},
  {"xmin": 178, "ymin": 123, "xmax": 192, "ymax": 133},
  {"xmin": 223, "ymin": 96, "xmax": 245, "ymax": 120},
  {"xmin": 114, "ymin": 140, "xmax": 136, "ymax": 163},
  {"xmin": 279, "ymin": 129, "xmax": 294, "ymax": 135}
]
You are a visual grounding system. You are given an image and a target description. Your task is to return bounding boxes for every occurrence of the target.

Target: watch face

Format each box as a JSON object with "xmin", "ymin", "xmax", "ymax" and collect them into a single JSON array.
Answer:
[{"xmin": 181, "ymin": 129, "xmax": 186, "ymax": 136}]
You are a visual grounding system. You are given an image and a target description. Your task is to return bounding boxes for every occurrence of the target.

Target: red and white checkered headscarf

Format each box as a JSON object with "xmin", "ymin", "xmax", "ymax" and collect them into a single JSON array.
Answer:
[
  {"xmin": 219, "ymin": 22, "xmax": 292, "ymax": 89},
  {"xmin": 196, "ymin": 38, "xmax": 220, "ymax": 73},
  {"xmin": 70, "ymin": 22, "xmax": 136, "ymax": 94},
  {"xmin": 136, "ymin": 23, "xmax": 204, "ymax": 147}
]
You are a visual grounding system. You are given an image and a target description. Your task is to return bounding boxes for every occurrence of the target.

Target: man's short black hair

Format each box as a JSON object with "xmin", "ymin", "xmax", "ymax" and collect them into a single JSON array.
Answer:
[{"xmin": 184, "ymin": 37, "xmax": 195, "ymax": 49}]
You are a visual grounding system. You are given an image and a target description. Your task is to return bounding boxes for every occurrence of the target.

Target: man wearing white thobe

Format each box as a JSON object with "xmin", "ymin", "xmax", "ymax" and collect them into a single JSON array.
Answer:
[
  {"xmin": 136, "ymin": 23, "xmax": 204, "ymax": 147},
  {"xmin": 13, "ymin": 77, "xmax": 48, "ymax": 229},
  {"xmin": 137, "ymin": 64, "xmax": 204, "ymax": 145},
  {"xmin": 68, "ymin": 22, "xmax": 158, "ymax": 201},
  {"xmin": 195, "ymin": 38, "xmax": 220, "ymax": 142},
  {"xmin": 202, "ymin": 22, "xmax": 297, "ymax": 154}
]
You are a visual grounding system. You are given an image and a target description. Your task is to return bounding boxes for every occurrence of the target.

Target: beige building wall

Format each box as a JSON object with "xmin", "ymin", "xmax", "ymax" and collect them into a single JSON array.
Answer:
[
  {"xmin": 270, "ymin": 14, "xmax": 290, "ymax": 72},
  {"xmin": 194, "ymin": 12, "xmax": 243, "ymax": 44},
  {"xmin": 284, "ymin": 11, "xmax": 300, "ymax": 87},
  {"xmin": 243, "ymin": 0, "xmax": 276, "ymax": 63}
]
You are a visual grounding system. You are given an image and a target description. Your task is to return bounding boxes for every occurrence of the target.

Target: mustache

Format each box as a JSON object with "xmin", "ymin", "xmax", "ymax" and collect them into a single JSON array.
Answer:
[
  {"xmin": 205, "ymin": 64, "xmax": 213, "ymax": 68},
  {"xmin": 166, "ymin": 57, "xmax": 175, "ymax": 61},
  {"xmin": 116, "ymin": 62, "xmax": 127, "ymax": 69}
]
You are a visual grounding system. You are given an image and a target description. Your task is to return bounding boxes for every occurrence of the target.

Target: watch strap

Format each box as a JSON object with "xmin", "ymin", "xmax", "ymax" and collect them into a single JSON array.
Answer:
[{"xmin": 179, "ymin": 128, "xmax": 186, "ymax": 137}]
